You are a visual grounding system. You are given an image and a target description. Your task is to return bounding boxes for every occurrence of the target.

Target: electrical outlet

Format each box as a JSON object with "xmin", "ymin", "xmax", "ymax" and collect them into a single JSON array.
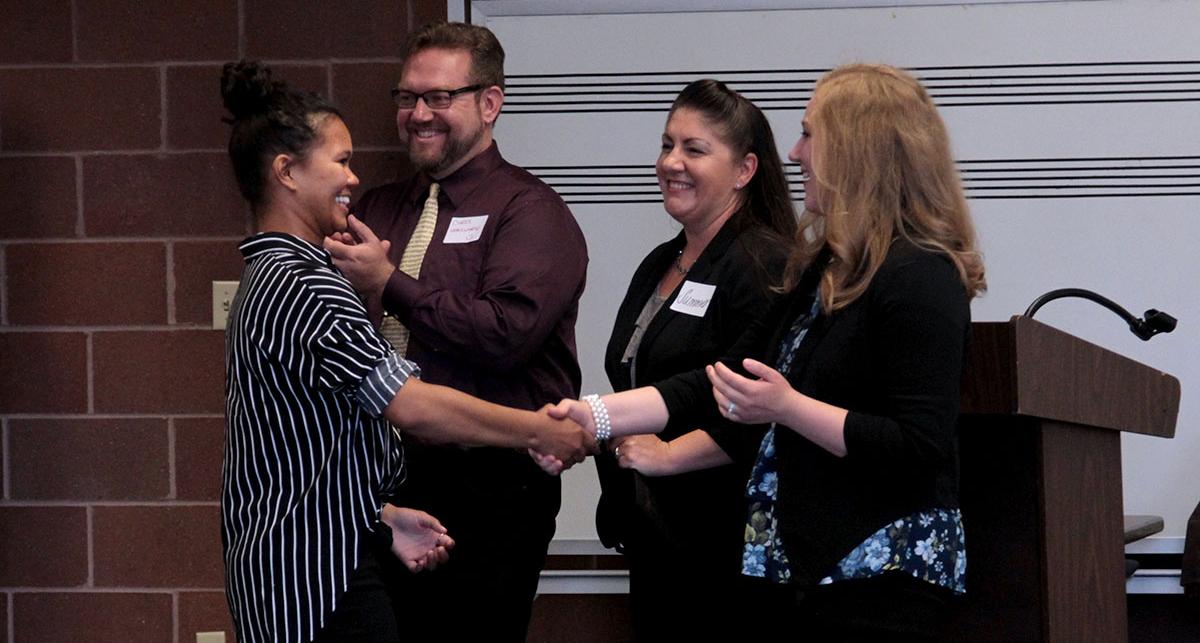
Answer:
[
  {"xmin": 196, "ymin": 633, "xmax": 226, "ymax": 643},
  {"xmin": 212, "ymin": 281, "xmax": 240, "ymax": 330}
]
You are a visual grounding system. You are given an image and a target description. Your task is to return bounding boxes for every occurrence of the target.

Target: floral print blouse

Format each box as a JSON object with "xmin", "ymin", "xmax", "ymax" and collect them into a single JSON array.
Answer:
[{"xmin": 740, "ymin": 295, "xmax": 967, "ymax": 594}]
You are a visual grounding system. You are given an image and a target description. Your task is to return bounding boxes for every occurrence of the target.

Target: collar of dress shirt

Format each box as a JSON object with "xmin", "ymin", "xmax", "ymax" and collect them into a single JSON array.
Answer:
[
  {"xmin": 412, "ymin": 141, "xmax": 504, "ymax": 210},
  {"xmin": 238, "ymin": 231, "xmax": 332, "ymax": 267}
]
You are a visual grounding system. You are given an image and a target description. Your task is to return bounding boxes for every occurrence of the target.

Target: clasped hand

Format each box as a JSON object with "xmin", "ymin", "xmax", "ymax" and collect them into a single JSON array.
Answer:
[
  {"xmin": 528, "ymin": 403, "xmax": 674, "ymax": 476},
  {"xmin": 526, "ymin": 403, "xmax": 599, "ymax": 475},
  {"xmin": 526, "ymin": 360, "xmax": 803, "ymax": 476},
  {"xmin": 528, "ymin": 398, "xmax": 596, "ymax": 475}
]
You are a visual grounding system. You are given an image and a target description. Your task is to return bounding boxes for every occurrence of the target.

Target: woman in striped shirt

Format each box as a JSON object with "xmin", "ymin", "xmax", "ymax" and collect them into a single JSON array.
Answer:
[{"xmin": 220, "ymin": 60, "xmax": 594, "ymax": 643}]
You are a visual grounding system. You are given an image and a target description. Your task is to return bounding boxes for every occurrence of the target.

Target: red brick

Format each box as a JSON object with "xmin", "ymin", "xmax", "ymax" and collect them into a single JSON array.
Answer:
[
  {"xmin": 351, "ymin": 150, "xmax": 414, "ymax": 204},
  {"xmin": 6, "ymin": 242, "xmax": 167, "ymax": 325},
  {"xmin": 333, "ymin": 62, "xmax": 406, "ymax": 148},
  {"xmin": 178, "ymin": 591, "xmax": 238, "ymax": 643},
  {"xmin": 93, "ymin": 330, "xmax": 225, "ymax": 413},
  {"xmin": 0, "ymin": 506, "xmax": 88, "ymax": 586},
  {"xmin": 94, "ymin": 505, "xmax": 223, "ymax": 587},
  {"xmin": 83, "ymin": 153, "xmax": 250, "ymax": 237},
  {"xmin": 173, "ymin": 240, "xmax": 245, "ymax": 325},
  {"xmin": 13, "ymin": 593, "xmax": 173, "ymax": 641},
  {"xmin": 166, "ymin": 64, "xmax": 228, "ymax": 152},
  {"xmin": 245, "ymin": 0, "xmax": 408, "ymax": 59},
  {"xmin": 9, "ymin": 418, "xmax": 169, "ymax": 500},
  {"xmin": 0, "ymin": 156, "xmax": 78, "ymax": 239},
  {"xmin": 0, "ymin": 68, "xmax": 160, "ymax": 152},
  {"xmin": 0, "ymin": 332, "xmax": 88, "ymax": 413},
  {"xmin": 175, "ymin": 417, "xmax": 225, "ymax": 501},
  {"xmin": 76, "ymin": 0, "xmax": 237, "ymax": 62},
  {"xmin": 168, "ymin": 63, "xmax": 330, "ymax": 151},
  {"xmin": 0, "ymin": 0, "xmax": 73, "ymax": 63}
]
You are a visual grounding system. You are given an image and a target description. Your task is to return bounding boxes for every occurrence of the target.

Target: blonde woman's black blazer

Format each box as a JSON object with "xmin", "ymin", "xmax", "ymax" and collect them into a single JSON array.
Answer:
[{"xmin": 653, "ymin": 238, "xmax": 971, "ymax": 587}]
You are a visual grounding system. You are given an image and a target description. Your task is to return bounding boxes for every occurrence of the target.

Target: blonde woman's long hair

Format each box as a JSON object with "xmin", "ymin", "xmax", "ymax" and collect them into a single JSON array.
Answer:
[{"xmin": 783, "ymin": 64, "xmax": 986, "ymax": 310}]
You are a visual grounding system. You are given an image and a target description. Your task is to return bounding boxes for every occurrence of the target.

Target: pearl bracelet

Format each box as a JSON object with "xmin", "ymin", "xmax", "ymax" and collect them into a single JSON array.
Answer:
[{"xmin": 581, "ymin": 394, "xmax": 612, "ymax": 442}]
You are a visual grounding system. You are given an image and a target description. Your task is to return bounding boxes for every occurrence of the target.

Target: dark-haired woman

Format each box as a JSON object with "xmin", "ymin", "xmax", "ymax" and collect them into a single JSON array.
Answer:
[
  {"xmin": 552, "ymin": 64, "xmax": 986, "ymax": 639},
  {"xmin": 594, "ymin": 79, "xmax": 796, "ymax": 641},
  {"xmin": 219, "ymin": 60, "xmax": 593, "ymax": 643}
]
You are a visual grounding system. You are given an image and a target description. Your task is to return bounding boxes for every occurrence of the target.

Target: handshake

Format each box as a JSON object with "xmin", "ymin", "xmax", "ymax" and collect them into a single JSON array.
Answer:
[{"xmin": 526, "ymin": 398, "xmax": 600, "ymax": 475}]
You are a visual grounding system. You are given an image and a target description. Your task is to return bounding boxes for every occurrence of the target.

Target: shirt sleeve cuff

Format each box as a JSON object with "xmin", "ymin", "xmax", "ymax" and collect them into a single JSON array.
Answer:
[
  {"xmin": 382, "ymin": 269, "xmax": 421, "ymax": 321},
  {"xmin": 355, "ymin": 351, "xmax": 421, "ymax": 418}
]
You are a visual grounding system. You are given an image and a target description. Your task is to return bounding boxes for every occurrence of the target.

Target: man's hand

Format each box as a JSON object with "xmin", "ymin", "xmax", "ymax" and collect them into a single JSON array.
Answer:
[
  {"xmin": 528, "ymin": 404, "xmax": 598, "ymax": 470},
  {"xmin": 324, "ymin": 215, "xmax": 396, "ymax": 300},
  {"xmin": 380, "ymin": 503, "xmax": 454, "ymax": 573}
]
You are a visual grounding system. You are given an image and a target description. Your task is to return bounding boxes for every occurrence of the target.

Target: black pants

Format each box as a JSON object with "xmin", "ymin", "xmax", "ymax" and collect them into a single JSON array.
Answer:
[
  {"xmin": 314, "ymin": 536, "xmax": 399, "ymax": 643},
  {"xmin": 741, "ymin": 572, "xmax": 952, "ymax": 641},
  {"xmin": 625, "ymin": 539, "xmax": 745, "ymax": 642},
  {"xmin": 381, "ymin": 448, "xmax": 561, "ymax": 643}
]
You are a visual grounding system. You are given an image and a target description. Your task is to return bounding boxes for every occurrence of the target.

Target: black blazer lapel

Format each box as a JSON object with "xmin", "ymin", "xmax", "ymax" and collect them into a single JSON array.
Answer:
[
  {"xmin": 635, "ymin": 224, "xmax": 740, "ymax": 363},
  {"xmin": 604, "ymin": 235, "xmax": 683, "ymax": 389}
]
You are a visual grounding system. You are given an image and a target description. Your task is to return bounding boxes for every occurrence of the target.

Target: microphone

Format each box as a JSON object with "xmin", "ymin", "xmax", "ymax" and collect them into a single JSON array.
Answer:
[{"xmin": 1023, "ymin": 288, "xmax": 1177, "ymax": 341}]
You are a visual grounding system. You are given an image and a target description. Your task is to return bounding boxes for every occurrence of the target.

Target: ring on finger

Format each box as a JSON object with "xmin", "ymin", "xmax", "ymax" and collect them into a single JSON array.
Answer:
[{"xmin": 727, "ymin": 401, "xmax": 737, "ymax": 415}]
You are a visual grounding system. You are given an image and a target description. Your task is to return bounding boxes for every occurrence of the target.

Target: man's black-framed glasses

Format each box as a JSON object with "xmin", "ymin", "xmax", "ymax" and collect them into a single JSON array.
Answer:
[{"xmin": 391, "ymin": 85, "xmax": 483, "ymax": 109}]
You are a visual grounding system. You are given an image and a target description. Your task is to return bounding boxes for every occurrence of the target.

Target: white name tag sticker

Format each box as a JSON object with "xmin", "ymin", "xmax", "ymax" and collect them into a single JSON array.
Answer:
[
  {"xmin": 669, "ymin": 280, "xmax": 717, "ymax": 318},
  {"xmin": 443, "ymin": 215, "xmax": 489, "ymax": 244}
]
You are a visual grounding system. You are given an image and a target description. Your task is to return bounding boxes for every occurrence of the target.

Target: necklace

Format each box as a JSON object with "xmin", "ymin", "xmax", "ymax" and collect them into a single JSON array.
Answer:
[{"xmin": 673, "ymin": 249, "xmax": 691, "ymax": 275}]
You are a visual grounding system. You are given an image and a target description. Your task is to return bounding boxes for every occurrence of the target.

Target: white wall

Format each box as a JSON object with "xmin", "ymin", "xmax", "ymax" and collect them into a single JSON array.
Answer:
[{"xmin": 474, "ymin": 0, "xmax": 1200, "ymax": 551}]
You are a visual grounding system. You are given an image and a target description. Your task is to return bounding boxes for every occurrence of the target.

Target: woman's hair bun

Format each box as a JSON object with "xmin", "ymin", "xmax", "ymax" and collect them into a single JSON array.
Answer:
[
  {"xmin": 221, "ymin": 60, "xmax": 280, "ymax": 120},
  {"xmin": 221, "ymin": 59, "xmax": 341, "ymax": 207}
]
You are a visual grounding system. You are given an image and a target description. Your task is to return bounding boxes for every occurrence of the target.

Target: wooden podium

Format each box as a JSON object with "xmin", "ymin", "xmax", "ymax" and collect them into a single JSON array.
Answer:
[{"xmin": 944, "ymin": 317, "xmax": 1179, "ymax": 642}]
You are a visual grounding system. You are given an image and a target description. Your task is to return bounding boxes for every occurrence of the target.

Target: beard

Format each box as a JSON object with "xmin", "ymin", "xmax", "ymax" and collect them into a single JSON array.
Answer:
[{"xmin": 407, "ymin": 117, "xmax": 486, "ymax": 177}]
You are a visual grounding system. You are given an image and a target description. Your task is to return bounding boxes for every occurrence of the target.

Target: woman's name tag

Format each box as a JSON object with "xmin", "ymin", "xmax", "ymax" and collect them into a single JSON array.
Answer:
[{"xmin": 669, "ymin": 281, "xmax": 716, "ymax": 317}]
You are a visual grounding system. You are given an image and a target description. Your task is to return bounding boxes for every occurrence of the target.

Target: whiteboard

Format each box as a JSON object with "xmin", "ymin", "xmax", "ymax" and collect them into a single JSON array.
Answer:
[{"xmin": 474, "ymin": 0, "xmax": 1200, "ymax": 549}]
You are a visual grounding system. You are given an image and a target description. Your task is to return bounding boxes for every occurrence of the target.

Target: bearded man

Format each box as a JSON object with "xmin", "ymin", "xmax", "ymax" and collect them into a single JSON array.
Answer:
[{"xmin": 324, "ymin": 20, "xmax": 589, "ymax": 643}]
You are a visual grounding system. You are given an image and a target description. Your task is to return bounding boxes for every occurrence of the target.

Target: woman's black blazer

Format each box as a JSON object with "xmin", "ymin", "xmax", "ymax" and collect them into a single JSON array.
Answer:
[
  {"xmin": 596, "ymin": 220, "xmax": 786, "ymax": 561},
  {"xmin": 654, "ymin": 238, "xmax": 972, "ymax": 586}
]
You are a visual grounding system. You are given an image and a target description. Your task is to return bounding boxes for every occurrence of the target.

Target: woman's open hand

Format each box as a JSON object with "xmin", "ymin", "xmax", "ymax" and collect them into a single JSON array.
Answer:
[{"xmin": 707, "ymin": 358, "xmax": 796, "ymax": 425}]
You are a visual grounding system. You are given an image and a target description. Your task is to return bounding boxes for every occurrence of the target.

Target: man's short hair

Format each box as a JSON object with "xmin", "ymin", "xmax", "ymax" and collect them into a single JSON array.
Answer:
[{"xmin": 402, "ymin": 22, "xmax": 506, "ymax": 91}]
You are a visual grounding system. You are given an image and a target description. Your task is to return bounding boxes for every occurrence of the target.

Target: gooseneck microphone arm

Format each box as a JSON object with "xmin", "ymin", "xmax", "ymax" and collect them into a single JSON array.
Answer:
[{"xmin": 1023, "ymin": 288, "xmax": 1177, "ymax": 341}]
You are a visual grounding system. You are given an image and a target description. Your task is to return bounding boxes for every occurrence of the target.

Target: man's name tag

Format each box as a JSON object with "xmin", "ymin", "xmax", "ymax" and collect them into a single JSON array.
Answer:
[
  {"xmin": 670, "ymin": 280, "xmax": 716, "ymax": 317},
  {"xmin": 443, "ymin": 215, "xmax": 489, "ymax": 244}
]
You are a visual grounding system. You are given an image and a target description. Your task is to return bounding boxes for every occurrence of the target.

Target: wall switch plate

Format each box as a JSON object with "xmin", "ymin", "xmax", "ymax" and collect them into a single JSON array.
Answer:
[
  {"xmin": 196, "ymin": 633, "xmax": 226, "ymax": 643},
  {"xmin": 212, "ymin": 281, "xmax": 240, "ymax": 330}
]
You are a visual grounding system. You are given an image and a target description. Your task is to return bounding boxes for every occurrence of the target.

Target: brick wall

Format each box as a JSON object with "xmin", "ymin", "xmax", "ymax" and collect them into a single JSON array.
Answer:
[{"xmin": 0, "ymin": 1, "xmax": 446, "ymax": 641}]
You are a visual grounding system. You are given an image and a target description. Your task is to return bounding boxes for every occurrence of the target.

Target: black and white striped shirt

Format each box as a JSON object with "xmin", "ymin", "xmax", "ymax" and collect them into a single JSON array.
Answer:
[{"xmin": 222, "ymin": 233, "xmax": 417, "ymax": 643}]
